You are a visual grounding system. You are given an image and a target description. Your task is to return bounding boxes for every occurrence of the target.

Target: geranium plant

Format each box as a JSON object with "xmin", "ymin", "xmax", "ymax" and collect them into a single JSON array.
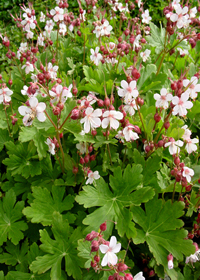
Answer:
[{"xmin": 0, "ymin": 0, "xmax": 200, "ymax": 279}]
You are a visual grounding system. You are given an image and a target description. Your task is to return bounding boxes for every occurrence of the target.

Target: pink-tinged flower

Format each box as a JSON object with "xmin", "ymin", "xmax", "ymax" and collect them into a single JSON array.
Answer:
[
  {"xmin": 45, "ymin": 138, "xmax": 55, "ymax": 155},
  {"xmin": 86, "ymin": 170, "xmax": 100, "ymax": 185},
  {"xmin": 26, "ymin": 30, "xmax": 34, "ymax": 39},
  {"xmin": 0, "ymin": 87, "xmax": 13, "ymax": 104},
  {"xmin": 186, "ymin": 249, "xmax": 200, "ymax": 264},
  {"xmin": 18, "ymin": 97, "xmax": 46, "ymax": 126},
  {"xmin": 132, "ymin": 271, "xmax": 145, "ymax": 280},
  {"xmin": 182, "ymin": 166, "xmax": 194, "ymax": 183},
  {"xmin": 80, "ymin": 93, "xmax": 97, "ymax": 107},
  {"xmin": 93, "ymin": 25, "xmax": 102, "ymax": 38},
  {"xmin": 172, "ymin": 0, "xmax": 180, "ymax": 9},
  {"xmin": 183, "ymin": 76, "xmax": 200, "ymax": 100},
  {"xmin": 118, "ymin": 80, "xmax": 139, "ymax": 102},
  {"xmin": 102, "ymin": 110, "xmax": 123, "ymax": 130},
  {"xmin": 181, "ymin": 125, "xmax": 191, "ymax": 141},
  {"xmin": 80, "ymin": 107, "xmax": 102, "ymax": 133},
  {"xmin": 172, "ymin": 91, "xmax": 193, "ymax": 117},
  {"xmin": 76, "ymin": 142, "xmax": 87, "ymax": 154},
  {"xmin": 177, "ymin": 47, "xmax": 188, "ymax": 56},
  {"xmin": 45, "ymin": 20, "xmax": 54, "ymax": 33},
  {"xmin": 59, "ymin": 22, "xmax": 66, "ymax": 36},
  {"xmin": 154, "ymin": 88, "xmax": 173, "ymax": 109},
  {"xmin": 109, "ymin": 42, "xmax": 115, "ymax": 50},
  {"xmin": 133, "ymin": 34, "xmax": 141, "ymax": 50},
  {"xmin": 40, "ymin": 11, "xmax": 45, "ymax": 22},
  {"xmin": 90, "ymin": 47, "xmax": 103, "ymax": 66},
  {"xmin": 124, "ymin": 98, "xmax": 138, "ymax": 116},
  {"xmin": 170, "ymin": 6, "xmax": 189, "ymax": 29},
  {"xmin": 167, "ymin": 254, "xmax": 174, "ymax": 269},
  {"xmin": 123, "ymin": 125, "xmax": 139, "ymax": 142},
  {"xmin": 99, "ymin": 236, "xmax": 121, "ymax": 267},
  {"xmin": 37, "ymin": 33, "xmax": 45, "ymax": 46},
  {"xmin": 189, "ymin": 7, "xmax": 197, "ymax": 18},
  {"xmin": 47, "ymin": 62, "xmax": 59, "ymax": 79},
  {"xmin": 50, "ymin": 7, "xmax": 64, "ymax": 22},
  {"xmin": 21, "ymin": 62, "xmax": 34, "ymax": 74},
  {"xmin": 101, "ymin": 20, "xmax": 112, "ymax": 36},
  {"xmin": 49, "ymin": 84, "xmax": 72, "ymax": 103},
  {"xmin": 140, "ymin": 49, "xmax": 151, "ymax": 62},
  {"xmin": 142, "ymin": 10, "xmax": 152, "ymax": 24},
  {"xmin": 185, "ymin": 138, "xmax": 198, "ymax": 154},
  {"xmin": 21, "ymin": 16, "xmax": 36, "ymax": 31},
  {"xmin": 164, "ymin": 138, "xmax": 183, "ymax": 155},
  {"xmin": 137, "ymin": 0, "xmax": 142, "ymax": 8}
]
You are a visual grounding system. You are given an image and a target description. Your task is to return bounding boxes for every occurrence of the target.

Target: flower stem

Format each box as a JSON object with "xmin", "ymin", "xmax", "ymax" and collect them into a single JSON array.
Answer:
[{"xmin": 44, "ymin": 110, "xmax": 57, "ymax": 129}]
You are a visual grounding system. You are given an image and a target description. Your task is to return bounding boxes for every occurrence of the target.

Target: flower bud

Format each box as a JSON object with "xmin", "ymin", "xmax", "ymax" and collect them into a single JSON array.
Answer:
[
  {"xmin": 91, "ymin": 240, "xmax": 99, "ymax": 252},
  {"xmin": 167, "ymin": 254, "xmax": 174, "ymax": 269},
  {"xmin": 124, "ymin": 273, "xmax": 133, "ymax": 280},
  {"xmin": 100, "ymin": 222, "xmax": 107, "ymax": 231},
  {"xmin": 117, "ymin": 262, "xmax": 128, "ymax": 272},
  {"xmin": 71, "ymin": 109, "xmax": 80, "ymax": 120}
]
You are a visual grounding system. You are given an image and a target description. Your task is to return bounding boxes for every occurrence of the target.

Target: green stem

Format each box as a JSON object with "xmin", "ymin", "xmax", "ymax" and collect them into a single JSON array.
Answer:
[
  {"xmin": 156, "ymin": 52, "xmax": 165, "ymax": 76},
  {"xmin": 4, "ymin": 106, "xmax": 12, "ymax": 137},
  {"xmin": 136, "ymin": 101, "xmax": 147, "ymax": 139},
  {"xmin": 59, "ymin": 107, "xmax": 76, "ymax": 130},
  {"xmin": 57, "ymin": 131, "xmax": 65, "ymax": 173},
  {"xmin": 44, "ymin": 110, "xmax": 57, "ymax": 129},
  {"xmin": 172, "ymin": 181, "xmax": 177, "ymax": 203}
]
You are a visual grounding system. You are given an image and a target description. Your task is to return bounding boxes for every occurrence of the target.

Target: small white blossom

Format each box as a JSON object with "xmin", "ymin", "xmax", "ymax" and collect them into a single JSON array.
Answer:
[
  {"xmin": 140, "ymin": 49, "xmax": 151, "ymax": 62},
  {"xmin": 99, "ymin": 236, "xmax": 121, "ymax": 266},
  {"xmin": 37, "ymin": 33, "xmax": 45, "ymax": 46},
  {"xmin": 45, "ymin": 138, "xmax": 55, "ymax": 155},
  {"xmin": 154, "ymin": 88, "xmax": 173, "ymax": 109},
  {"xmin": 49, "ymin": 84, "xmax": 72, "ymax": 104},
  {"xmin": 76, "ymin": 142, "xmax": 87, "ymax": 154},
  {"xmin": 80, "ymin": 107, "xmax": 102, "ymax": 133},
  {"xmin": 123, "ymin": 125, "xmax": 139, "ymax": 142},
  {"xmin": 186, "ymin": 249, "xmax": 200, "ymax": 264},
  {"xmin": 21, "ymin": 62, "xmax": 34, "ymax": 74},
  {"xmin": 86, "ymin": 170, "xmax": 100, "ymax": 185},
  {"xmin": 101, "ymin": 20, "xmax": 112, "ymax": 36},
  {"xmin": 50, "ymin": 7, "xmax": 64, "ymax": 22},
  {"xmin": 59, "ymin": 22, "xmax": 66, "ymax": 36},
  {"xmin": 172, "ymin": 91, "xmax": 193, "ymax": 117},
  {"xmin": 133, "ymin": 271, "xmax": 145, "ymax": 280},
  {"xmin": 0, "ymin": 87, "xmax": 13, "ymax": 104},
  {"xmin": 182, "ymin": 166, "xmax": 194, "ymax": 182},
  {"xmin": 170, "ymin": 6, "xmax": 190, "ymax": 29},
  {"xmin": 183, "ymin": 76, "xmax": 200, "ymax": 100},
  {"xmin": 118, "ymin": 80, "xmax": 139, "ymax": 103},
  {"xmin": 47, "ymin": 62, "xmax": 59, "ymax": 79},
  {"xmin": 164, "ymin": 138, "xmax": 183, "ymax": 155},
  {"xmin": 102, "ymin": 110, "xmax": 123, "ymax": 130},
  {"xmin": 90, "ymin": 47, "xmax": 102, "ymax": 66},
  {"xmin": 40, "ymin": 11, "xmax": 46, "ymax": 22},
  {"xmin": 142, "ymin": 10, "xmax": 152, "ymax": 24},
  {"xmin": 177, "ymin": 47, "xmax": 188, "ymax": 56}
]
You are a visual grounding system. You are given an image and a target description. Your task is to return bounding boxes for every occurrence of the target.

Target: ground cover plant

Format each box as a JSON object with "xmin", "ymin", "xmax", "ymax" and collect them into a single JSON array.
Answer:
[{"xmin": 0, "ymin": 0, "xmax": 200, "ymax": 279}]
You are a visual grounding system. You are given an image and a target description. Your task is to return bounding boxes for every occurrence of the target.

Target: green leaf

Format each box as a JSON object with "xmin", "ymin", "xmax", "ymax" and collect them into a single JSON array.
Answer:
[
  {"xmin": 131, "ymin": 197, "xmax": 195, "ymax": 279},
  {"xmin": 0, "ymin": 240, "xmax": 28, "ymax": 271},
  {"xmin": 30, "ymin": 212, "xmax": 83, "ymax": 280},
  {"xmin": 186, "ymin": 190, "xmax": 200, "ymax": 217},
  {"xmin": 146, "ymin": 22, "xmax": 166, "ymax": 54},
  {"xmin": 23, "ymin": 186, "xmax": 75, "ymax": 226},
  {"xmin": 6, "ymin": 271, "xmax": 51, "ymax": 280},
  {"xmin": 0, "ymin": 189, "xmax": 28, "ymax": 245},
  {"xmin": 3, "ymin": 142, "xmax": 42, "ymax": 179},
  {"xmin": 76, "ymin": 165, "xmax": 155, "ymax": 237},
  {"xmin": 77, "ymin": 239, "xmax": 92, "ymax": 268},
  {"xmin": 137, "ymin": 64, "xmax": 157, "ymax": 91},
  {"xmin": 0, "ymin": 129, "xmax": 11, "ymax": 152}
]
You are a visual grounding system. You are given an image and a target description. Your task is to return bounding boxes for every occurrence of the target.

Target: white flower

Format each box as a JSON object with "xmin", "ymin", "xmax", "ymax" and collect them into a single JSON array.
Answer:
[
  {"xmin": 80, "ymin": 107, "xmax": 102, "ymax": 133},
  {"xmin": 90, "ymin": 47, "xmax": 102, "ymax": 66},
  {"xmin": 109, "ymin": 42, "xmax": 115, "ymax": 50},
  {"xmin": 189, "ymin": 7, "xmax": 197, "ymax": 18},
  {"xmin": 137, "ymin": 0, "xmax": 142, "ymax": 8},
  {"xmin": 140, "ymin": 49, "xmax": 151, "ymax": 62},
  {"xmin": 185, "ymin": 138, "xmax": 198, "ymax": 154},
  {"xmin": 123, "ymin": 125, "xmax": 139, "ymax": 142},
  {"xmin": 164, "ymin": 138, "xmax": 183, "ymax": 155},
  {"xmin": 133, "ymin": 271, "xmax": 145, "ymax": 280},
  {"xmin": 86, "ymin": 170, "xmax": 100, "ymax": 185},
  {"xmin": 102, "ymin": 110, "xmax": 123, "ymax": 130},
  {"xmin": 182, "ymin": 125, "xmax": 191, "ymax": 141},
  {"xmin": 182, "ymin": 166, "xmax": 194, "ymax": 183},
  {"xmin": 45, "ymin": 20, "xmax": 54, "ymax": 33},
  {"xmin": 142, "ymin": 10, "xmax": 152, "ymax": 24},
  {"xmin": 50, "ymin": 7, "xmax": 64, "ymax": 22},
  {"xmin": 0, "ymin": 87, "xmax": 13, "ymax": 104},
  {"xmin": 133, "ymin": 35, "xmax": 141, "ymax": 50},
  {"xmin": 18, "ymin": 97, "xmax": 46, "ymax": 126},
  {"xmin": 22, "ymin": 61, "xmax": 34, "ymax": 74},
  {"xmin": 154, "ymin": 88, "xmax": 173, "ymax": 109},
  {"xmin": 93, "ymin": 25, "xmax": 102, "ymax": 38},
  {"xmin": 99, "ymin": 236, "xmax": 121, "ymax": 266},
  {"xmin": 49, "ymin": 84, "xmax": 72, "ymax": 103},
  {"xmin": 170, "ymin": 6, "xmax": 190, "ymax": 29},
  {"xmin": 47, "ymin": 62, "xmax": 59, "ymax": 79},
  {"xmin": 186, "ymin": 249, "xmax": 200, "ymax": 264},
  {"xmin": 172, "ymin": 91, "xmax": 193, "ymax": 117},
  {"xmin": 183, "ymin": 76, "xmax": 200, "ymax": 100},
  {"xmin": 21, "ymin": 16, "xmax": 36, "ymax": 31},
  {"xmin": 37, "ymin": 33, "xmax": 45, "ymax": 46},
  {"xmin": 172, "ymin": 0, "xmax": 180, "ymax": 9},
  {"xmin": 118, "ymin": 80, "xmax": 139, "ymax": 103},
  {"xmin": 45, "ymin": 138, "xmax": 55, "ymax": 155},
  {"xmin": 59, "ymin": 22, "xmax": 66, "ymax": 36},
  {"xmin": 168, "ymin": 259, "xmax": 174, "ymax": 269},
  {"xmin": 177, "ymin": 47, "xmax": 188, "ymax": 56},
  {"xmin": 76, "ymin": 142, "xmax": 87, "ymax": 154},
  {"xmin": 124, "ymin": 98, "xmax": 138, "ymax": 116},
  {"xmin": 40, "ymin": 11, "xmax": 45, "ymax": 22},
  {"xmin": 26, "ymin": 30, "xmax": 34, "ymax": 39},
  {"xmin": 101, "ymin": 20, "xmax": 112, "ymax": 36}
]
